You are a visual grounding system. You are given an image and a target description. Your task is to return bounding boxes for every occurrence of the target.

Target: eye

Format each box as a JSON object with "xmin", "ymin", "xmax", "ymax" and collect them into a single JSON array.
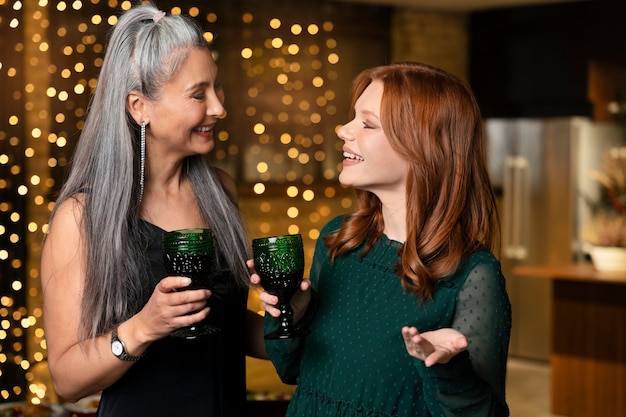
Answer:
[
  {"xmin": 362, "ymin": 121, "xmax": 374, "ymax": 129},
  {"xmin": 192, "ymin": 92, "xmax": 206, "ymax": 101}
]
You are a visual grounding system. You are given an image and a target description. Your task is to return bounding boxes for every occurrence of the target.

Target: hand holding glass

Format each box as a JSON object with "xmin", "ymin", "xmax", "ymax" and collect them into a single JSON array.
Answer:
[
  {"xmin": 252, "ymin": 234, "xmax": 308, "ymax": 339},
  {"xmin": 162, "ymin": 228, "xmax": 219, "ymax": 339}
]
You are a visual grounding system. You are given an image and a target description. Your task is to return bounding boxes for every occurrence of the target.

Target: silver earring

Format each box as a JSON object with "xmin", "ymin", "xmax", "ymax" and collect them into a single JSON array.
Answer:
[{"xmin": 139, "ymin": 120, "xmax": 146, "ymax": 202}]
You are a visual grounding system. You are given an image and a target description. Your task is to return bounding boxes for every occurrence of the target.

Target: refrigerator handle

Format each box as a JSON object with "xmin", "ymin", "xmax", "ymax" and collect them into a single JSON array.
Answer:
[{"xmin": 503, "ymin": 156, "xmax": 529, "ymax": 260}]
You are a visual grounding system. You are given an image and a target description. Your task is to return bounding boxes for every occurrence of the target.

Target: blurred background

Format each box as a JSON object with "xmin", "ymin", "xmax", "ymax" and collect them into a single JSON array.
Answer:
[{"xmin": 1, "ymin": 0, "xmax": 625, "ymax": 415}]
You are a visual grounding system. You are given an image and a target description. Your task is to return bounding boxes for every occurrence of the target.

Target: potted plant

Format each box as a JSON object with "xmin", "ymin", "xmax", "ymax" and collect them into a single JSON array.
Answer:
[{"xmin": 582, "ymin": 146, "xmax": 626, "ymax": 271}]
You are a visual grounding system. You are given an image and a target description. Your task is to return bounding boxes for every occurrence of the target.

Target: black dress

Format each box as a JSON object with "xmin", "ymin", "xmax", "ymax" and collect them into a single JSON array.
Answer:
[{"xmin": 96, "ymin": 221, "xmax": 249, "ymax": 417}]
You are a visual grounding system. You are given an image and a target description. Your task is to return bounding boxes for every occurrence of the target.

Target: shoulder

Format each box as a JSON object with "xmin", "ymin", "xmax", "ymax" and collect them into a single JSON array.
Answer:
[
  {"xmin": 440, "ymin": 250, "xmax": 504, "ymax": 290},
  {"xmin": 42, "ymin": 195, "xmax": 88, "ymax": 285},
  {"xmin": 461, "ymin": 250, "xmax": 502, "ymax": 274},
  {"xmin": 312, "ymin": 215, "xmax": 347, "ymax": 256},
  {"xmin": 320, "ymin": 214, "xmax": 347, "ymax": 235},
  {"xmin": 456, "ymin": 250, "xmax": 507, "ymax": 298},
  {"xmin": 452, "ymin": 250, "xmax": 511, "ymax": 323},
  {"xmin": 48, "ymin": 194, "xmax": 87, "ymax": 231}
]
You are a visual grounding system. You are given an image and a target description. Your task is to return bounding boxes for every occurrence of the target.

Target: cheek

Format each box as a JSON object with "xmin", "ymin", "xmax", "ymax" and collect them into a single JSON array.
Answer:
[
  {"xmin": 178, "ymin": 103, "xmax": 206, "ymax": 124},
  {"xmin": 368, "ymin": 137, "xmax": 395, "ymax": 160},
  {"xmin": 377, "ymin": 144, "xmax": 409, "ymax": 173}
]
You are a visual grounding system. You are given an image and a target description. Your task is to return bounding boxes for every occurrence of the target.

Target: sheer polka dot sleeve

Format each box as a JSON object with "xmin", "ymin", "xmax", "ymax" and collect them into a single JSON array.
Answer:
[{"xmin": 415, "ymin": 251, "xmax": 512, "ymax": 416}]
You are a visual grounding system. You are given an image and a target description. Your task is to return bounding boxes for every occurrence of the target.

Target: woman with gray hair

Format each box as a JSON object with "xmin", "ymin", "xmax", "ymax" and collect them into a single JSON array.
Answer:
[{"xmin": 40, "ymin": 3, "xmax": 265, "ymax": 416}]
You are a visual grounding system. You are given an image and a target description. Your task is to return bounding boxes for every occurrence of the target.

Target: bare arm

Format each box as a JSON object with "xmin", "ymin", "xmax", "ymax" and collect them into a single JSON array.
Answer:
[
  {"xmin": 41, "ymin": 197, "xmax": 211, "ymax": 402},
  {"xmin": 42, "ymin": 197, "xmax": 136, "ymax": 401}
]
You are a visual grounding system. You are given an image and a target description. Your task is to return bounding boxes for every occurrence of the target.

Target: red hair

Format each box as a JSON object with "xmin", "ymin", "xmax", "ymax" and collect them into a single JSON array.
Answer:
[{"xmin": 325, "ymin": 62, "xmax": 499, "ymax": 300}]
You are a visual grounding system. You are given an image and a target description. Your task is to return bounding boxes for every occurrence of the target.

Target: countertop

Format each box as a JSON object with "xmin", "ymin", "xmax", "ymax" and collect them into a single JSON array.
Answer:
[{"xmin": 512, "ymin": 262, "xmax": 626, "ymax": 285}]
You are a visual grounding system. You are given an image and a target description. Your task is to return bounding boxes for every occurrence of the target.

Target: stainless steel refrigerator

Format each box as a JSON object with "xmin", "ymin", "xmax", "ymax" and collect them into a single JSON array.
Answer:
[{"xmin": 485, "ymin": 117, "xmax": 626, "ymax": 360}]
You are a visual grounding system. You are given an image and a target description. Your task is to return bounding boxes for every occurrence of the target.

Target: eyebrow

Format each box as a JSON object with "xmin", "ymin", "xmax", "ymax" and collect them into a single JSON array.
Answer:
[
  {"xmin": 359, "ymin": 109, "xmax": 380, "ymax": 120},
  {"xmin": 184, "ymin": 81, "xmax": 211, "ymax": 93}
]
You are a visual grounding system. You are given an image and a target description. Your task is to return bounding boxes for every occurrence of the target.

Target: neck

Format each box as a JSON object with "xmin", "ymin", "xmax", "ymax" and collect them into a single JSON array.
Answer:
[
  {"xmin": 378, "ymin": 192, "xmax": 406, "ymax": 243},
  {"xmin": 145, "ymin": 155, "xmax": 187, "ymax": 194}
]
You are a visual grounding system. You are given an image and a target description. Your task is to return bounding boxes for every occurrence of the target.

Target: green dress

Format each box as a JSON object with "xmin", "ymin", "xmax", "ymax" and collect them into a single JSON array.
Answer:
[{"xmin": 265, "ymin": 215, "xmax": 511, "ymax": 417}]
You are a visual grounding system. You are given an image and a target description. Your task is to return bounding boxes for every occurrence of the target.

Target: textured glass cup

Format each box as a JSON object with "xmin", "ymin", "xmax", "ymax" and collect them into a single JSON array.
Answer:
[
  {"xmin": 252, "ymin": 234, "xmax": 308, "ymax": 339},
  {"xmin": 162, "ymin": 228, "xmax": 219, "ymax": 339}
]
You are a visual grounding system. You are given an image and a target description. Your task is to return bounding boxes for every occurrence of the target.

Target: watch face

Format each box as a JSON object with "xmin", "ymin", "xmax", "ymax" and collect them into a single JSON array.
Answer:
[{"xmin": 112, "ymin": 340, "xmax": 124, "ymax": 356}]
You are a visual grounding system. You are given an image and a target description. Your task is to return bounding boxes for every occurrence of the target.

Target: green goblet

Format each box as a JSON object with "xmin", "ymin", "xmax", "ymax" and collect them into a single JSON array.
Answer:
[
  {"xmin": 162, "ymin": 228, "xmax": 219, "ymax": 339},
  {"xmin": 252, "ymin": 234, "xmax": 308, "ymax": 340}
]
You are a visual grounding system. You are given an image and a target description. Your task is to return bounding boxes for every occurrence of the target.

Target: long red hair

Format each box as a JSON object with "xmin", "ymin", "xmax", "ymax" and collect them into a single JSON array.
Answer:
[{"xmin": 325, "ymin": 62, "xmax": 499, "ymax": 300}]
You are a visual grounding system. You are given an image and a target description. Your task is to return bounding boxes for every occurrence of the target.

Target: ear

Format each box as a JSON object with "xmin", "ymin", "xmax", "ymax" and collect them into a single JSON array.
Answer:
[{"xmin": 126, "ymin": 91, "xmax": 149, "ymax": 125}]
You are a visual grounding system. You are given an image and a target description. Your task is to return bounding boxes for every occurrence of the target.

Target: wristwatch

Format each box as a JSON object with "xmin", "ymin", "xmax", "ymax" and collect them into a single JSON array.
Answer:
[{"xmin": 111, "ymin": 326, "xmax": 145, "ymax": 361}]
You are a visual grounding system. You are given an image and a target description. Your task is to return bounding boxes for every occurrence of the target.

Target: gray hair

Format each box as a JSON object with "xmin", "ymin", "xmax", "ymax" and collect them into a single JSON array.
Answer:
[{"xmin": 50, "ymin": 2, "xmax": 251, "ymax": 341}]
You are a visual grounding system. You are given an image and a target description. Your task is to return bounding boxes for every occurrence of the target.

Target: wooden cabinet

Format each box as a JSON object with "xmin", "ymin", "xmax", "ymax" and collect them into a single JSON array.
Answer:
[{"xmin": 513, "ymin": 264, "xmax": 626, "ymax": 417}]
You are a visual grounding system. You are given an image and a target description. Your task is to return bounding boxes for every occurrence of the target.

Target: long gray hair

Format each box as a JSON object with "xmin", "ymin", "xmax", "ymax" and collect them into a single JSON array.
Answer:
[{"xmin": 49, "ymin": 2, "xmax": 251, "ymax": 341}]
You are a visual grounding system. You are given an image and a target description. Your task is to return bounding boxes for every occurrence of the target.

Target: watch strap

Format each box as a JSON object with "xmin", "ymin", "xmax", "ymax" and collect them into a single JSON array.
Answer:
[{"xmin": 111, "ymin": 326, "xmax": 145, "ymax": 361}]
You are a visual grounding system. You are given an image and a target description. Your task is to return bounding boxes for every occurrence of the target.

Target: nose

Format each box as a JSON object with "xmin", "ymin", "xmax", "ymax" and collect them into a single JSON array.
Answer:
[
  {"xmin": 207, "ymin": 90, "xmax": 226, "ymax": 118},
  {"xmin": 337, "ymin": 122, "xmax": 351, "ymax": 142}
]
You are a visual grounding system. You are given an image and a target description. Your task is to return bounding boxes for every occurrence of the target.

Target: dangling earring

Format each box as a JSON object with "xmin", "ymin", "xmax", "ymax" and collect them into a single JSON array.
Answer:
[{"xmin": 139, "ymin": 120, "xmax": 146, "ymax": 202}]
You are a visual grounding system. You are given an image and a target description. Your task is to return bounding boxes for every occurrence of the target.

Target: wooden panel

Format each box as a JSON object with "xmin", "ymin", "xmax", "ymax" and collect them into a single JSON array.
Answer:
[{"xmin": 551, "ymin": 280, "xmax": 626, "ymax": 417}]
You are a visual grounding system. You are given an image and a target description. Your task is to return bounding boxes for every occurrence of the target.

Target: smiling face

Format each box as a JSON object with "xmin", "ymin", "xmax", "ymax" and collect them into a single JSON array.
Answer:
[
  {"xmin": 337, "ymin": 79, "xmax": 409, "ymax": 198},
  {"xmin": 144, "ymin": 47, "xmax": 225, "ymax": 159}
]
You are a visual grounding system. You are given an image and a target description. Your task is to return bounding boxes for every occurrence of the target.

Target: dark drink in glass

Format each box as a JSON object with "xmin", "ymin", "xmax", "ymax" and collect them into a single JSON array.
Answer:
[{"xmin": 162, "ymin": 228, "xmax": 218, "ymax": 339}]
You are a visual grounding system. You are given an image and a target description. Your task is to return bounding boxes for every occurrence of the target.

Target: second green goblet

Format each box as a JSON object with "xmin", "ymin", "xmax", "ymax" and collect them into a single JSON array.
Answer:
[{"xmin": 252, "ymin": 233, "xmax": 308, "ymax": 339}]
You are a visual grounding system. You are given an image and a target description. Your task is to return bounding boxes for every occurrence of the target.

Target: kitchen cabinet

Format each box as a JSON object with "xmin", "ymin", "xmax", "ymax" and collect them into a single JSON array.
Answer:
[{"xmin": 512, "ymin": 263, "xmax": 626, "ymax": 417}]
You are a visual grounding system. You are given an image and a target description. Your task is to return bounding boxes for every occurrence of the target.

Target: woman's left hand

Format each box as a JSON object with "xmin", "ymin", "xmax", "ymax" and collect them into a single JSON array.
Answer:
[{"xmin": 401, "ymin": 326, "xmax": 468, "ymax": 367}]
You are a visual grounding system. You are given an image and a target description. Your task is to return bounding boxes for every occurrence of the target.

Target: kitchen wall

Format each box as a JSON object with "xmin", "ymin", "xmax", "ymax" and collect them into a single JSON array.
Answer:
[
  {"xmin": 388, "ymin": 1, "xmax": 626, "ymax": 122},
  {"xmin": 469, "ymin": 0, "xmax": 626, "ymax": 120}
]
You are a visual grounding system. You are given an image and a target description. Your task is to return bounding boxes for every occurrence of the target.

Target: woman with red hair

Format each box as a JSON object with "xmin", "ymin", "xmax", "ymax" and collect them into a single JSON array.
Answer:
[{"xmin": 252, "ymin": 62, "xmax": 511, "ymax": 416}]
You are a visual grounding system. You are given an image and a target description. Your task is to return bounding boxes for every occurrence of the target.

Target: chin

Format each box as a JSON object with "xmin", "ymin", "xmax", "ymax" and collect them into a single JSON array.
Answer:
[
  {"xmin": 197, "ymin": 142, "xmax": 215, "ymax": 154},
  {"xmin": 337, "ymin": 174, "xmax": 354, "ymax": 188}
]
